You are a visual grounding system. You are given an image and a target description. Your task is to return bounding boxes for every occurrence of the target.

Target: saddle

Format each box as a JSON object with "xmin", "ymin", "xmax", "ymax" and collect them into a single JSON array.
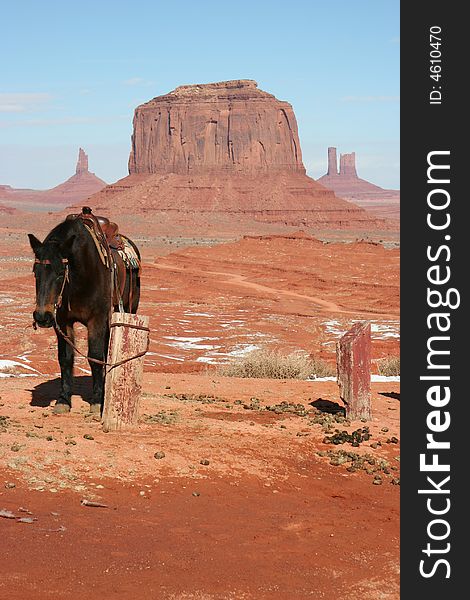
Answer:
[
  {"xmin": 66, "ymin": 206, "xmax": 123, "ymax": 251},
  {"xmin": 66, "ymin": 207, "xmax": 140, "ymax": 309}
]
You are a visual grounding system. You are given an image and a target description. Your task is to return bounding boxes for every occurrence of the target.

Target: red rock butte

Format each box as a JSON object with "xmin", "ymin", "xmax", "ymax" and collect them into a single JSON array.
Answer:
[
  {"xmin": 128, "ymin": 79, "xmax": 304, "ymax": 175},
  {"xmin": 86, "ymin": 80, "xmax": 392, "ymax": 233},
  {"xmin": 0, "ymin": 148, "xmax": 107, "ymax": 209},
  {"xmin": 318, "ymin": 147, "xmax": 400, "ymax": 221}
]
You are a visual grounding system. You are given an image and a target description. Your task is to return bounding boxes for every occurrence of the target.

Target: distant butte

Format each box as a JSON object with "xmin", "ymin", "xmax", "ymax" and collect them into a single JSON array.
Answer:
[
  {"xmin": 0, "ymin": 148, "xmax": 107, "ymax": 209},
  {"xmin": 317, "ymin": 147, "xmax": 400, "ymax": 221},
  {"xmin": 83, "ymin": 80, "xmax": 393, "ymax": 234}
]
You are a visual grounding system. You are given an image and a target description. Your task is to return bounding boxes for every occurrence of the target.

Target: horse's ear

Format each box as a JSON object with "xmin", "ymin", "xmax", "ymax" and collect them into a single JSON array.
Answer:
[
  {"xmin": 28, "ymin": 234, "xmax": 42, "ymax": 255},
  {"xmin": 60, "ymin": 234, "xmax": 76, "ymax": 257}
]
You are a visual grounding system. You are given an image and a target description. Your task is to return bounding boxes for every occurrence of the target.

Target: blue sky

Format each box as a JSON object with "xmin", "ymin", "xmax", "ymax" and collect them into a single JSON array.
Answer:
[{"xmin": 0, "ymin": 0, "xmax": 399, "ymax": 190}]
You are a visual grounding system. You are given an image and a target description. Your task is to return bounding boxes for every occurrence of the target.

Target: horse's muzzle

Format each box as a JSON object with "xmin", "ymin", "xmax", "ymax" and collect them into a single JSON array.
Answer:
[{"xmin": 33, "ymin": 310, "xmax": 54, "ymax": 328}]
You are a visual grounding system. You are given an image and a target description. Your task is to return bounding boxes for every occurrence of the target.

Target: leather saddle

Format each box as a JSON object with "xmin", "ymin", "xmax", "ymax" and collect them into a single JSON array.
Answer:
[{"xmin": 66, "ymin": 207, "xmax": 128, "ymax": 306}]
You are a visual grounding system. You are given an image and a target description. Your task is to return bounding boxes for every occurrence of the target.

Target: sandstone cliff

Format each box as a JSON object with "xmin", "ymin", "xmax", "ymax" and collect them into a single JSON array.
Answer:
[
  {"xmin": 84, "ymin": 81, "xmax": 393, "ymax": 234},
  {"xmin": 128, "ymin": 79, "xmax": 304, "ymax": 175},
  {"xmin": 318, "ymin": 147, "xmax": 400, "ymax": 221},
  {"xmin": 0, "ymin": 148, "xmax": 107, "ymax": 209}
]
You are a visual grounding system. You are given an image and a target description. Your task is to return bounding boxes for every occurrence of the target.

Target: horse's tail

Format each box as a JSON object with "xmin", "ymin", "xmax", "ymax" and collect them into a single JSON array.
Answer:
[{"xmin": 119, "ymin": 235, "xmax": 141, "ymax": 313}]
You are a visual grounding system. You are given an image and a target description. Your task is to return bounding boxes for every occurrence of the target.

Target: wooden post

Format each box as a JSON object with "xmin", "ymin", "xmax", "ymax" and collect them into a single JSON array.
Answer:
[
  {"xmin": 102, "ymin": 313, "xmax": 150, "ymax": 432},
  {"xmin": 336, "ymin": 321, "xmax": 371, "ymax": 421}
]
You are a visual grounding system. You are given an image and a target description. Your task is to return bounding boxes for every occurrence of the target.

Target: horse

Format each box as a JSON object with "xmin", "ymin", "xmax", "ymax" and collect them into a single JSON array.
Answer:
[{"xmin": 28, "ymin": 210, "xmax": 141, "ymax": 415}]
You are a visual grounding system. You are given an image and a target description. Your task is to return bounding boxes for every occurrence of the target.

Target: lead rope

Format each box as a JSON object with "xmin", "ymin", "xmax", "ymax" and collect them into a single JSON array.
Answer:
[
  {"xmin": 53, "ymin": 317, "xmax": 150, "ymax": 374},
  {"xmin": 51, "ymin": 263, "xmax": 148, "ymax": 373},
  {"xmin": 33, "ymin": 257, "xmax": 148, "ymax": 373}
]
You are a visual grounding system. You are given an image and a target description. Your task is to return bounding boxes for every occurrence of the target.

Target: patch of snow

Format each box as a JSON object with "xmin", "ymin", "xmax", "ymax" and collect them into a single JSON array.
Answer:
[
  {"xmin": 0, "ymin": 359, "xmax": 41, "ymax": 378},
  {"xmin": 153, "ymin": 354, "xmax": 185, "ymax": 362},
  {"xmin": 309, "ymin": 375, "xmax": 400, "ymax": 382}
]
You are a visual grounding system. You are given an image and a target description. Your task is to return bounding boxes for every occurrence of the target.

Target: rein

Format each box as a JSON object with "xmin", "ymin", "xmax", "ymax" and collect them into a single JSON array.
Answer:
[{"xmin": 53, "ymin": 318, "xmax": 150, "ymax": 374}]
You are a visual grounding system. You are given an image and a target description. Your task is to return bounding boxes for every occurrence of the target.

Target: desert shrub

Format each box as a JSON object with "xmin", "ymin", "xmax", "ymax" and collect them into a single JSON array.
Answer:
[
  {"xmin": 377, "ymin": 356, "xmax": 400, "ymax": 376},
  {"xmin": 218, "ymin": 348, "xmax": 335, "ymax": 380}
]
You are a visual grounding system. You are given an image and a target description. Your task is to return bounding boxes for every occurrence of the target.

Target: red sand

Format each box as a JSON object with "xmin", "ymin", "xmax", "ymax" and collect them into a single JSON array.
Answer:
[{"xmin": 0, "ymin": 218, "xmax": 399, "ymax": 599}]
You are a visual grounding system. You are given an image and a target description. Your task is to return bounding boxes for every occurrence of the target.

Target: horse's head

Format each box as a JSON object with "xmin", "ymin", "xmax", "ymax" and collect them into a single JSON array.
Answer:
[{"xmin": 28, "ymin": 233, "xmax": 74, "ymax": 328}]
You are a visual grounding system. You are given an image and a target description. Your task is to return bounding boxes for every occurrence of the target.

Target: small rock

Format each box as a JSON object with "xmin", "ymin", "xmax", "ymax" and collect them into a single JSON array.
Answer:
[
  {"xmin": 17, "ymin": 517, "xmax": 36, "ymax": 524},
  {"xmin": 10, "ymin": 443, "xmax": 22, "ymax": 452},
  {"xmin": 65, "ymin": 439, "xmax": 77, "ymax": 445},
  {"xmin": 154, "ymin": 451, "xmax": 166, "ymax": 460},
  {"xmin": 5, "ymin": 482, "xmax": 16, "ymax": 489},
  {"xmin": 192, "ymin": 491, "xmax": 200, "ymax": 497},
  {"xmin": 372, "ymin": 477, "xmax": 383, "ymax": 485},
  {"xmin": 83, "ymin": 434, "xmax": 94, "ymax": 441},
  {"xmin": 200, "ymin": 459, "xmax": 210, "ymax": 466},
  {"xmin": 45, "ymin": 436, "xmax": 54, "ymax": 441},
  {"xmin": 381, "ymin": 427, "xmax": 389, "ymax": 433}
]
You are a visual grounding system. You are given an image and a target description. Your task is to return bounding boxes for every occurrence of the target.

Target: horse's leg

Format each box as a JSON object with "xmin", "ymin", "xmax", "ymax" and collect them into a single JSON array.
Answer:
[
  {"xmin": 87, "ymin": 317, "xmax": 109, "ymax": 414},
  {"xmin": 53, "ymin": 323, "xmax": 74, "ymax": 414}
]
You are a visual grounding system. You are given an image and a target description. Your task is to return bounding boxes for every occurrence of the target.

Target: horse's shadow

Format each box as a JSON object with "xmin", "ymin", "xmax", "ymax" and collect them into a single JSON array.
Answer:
[{"xmin": 29, "ymin": 376, "xmax": 93, "ymax": 407}]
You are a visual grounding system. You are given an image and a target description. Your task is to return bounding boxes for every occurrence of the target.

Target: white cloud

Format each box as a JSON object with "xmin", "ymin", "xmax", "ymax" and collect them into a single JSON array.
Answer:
[
  {"xmin": 341, "ymin": 95, "xmax": 400, "ymax": 103},
  {"xmin": 123, "ymin": 77, "xmax": 145, "ymax": 86},
  {"xmin": 0, "ymin": 114, "xmax": 128, "ymax": 129},
  {"xmin": 122, "ymin": 77, "xmax": 155, "ymax": 87},
  {"xmin": 0, "ymin": 92, "xmax": 53, "ymax": 113}
]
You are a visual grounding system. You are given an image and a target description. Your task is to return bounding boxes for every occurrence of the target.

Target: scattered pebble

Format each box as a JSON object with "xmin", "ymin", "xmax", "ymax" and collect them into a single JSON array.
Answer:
[
  {"xmin": 5, "ymin": 482, "xmax": 16, "ymax": 489},
  {"xmin": 83, "ymin": 434, "xmax": 94, "ymax": 440},
  {"xmin": 192, "ymin": 491, "xmax": 200, "ymax": 497},
  {"xmin": 154, "ymin": 451, "xmax": 166, "ymax": 460},
  {"xmin": 200, "ymin": 459, "xmax": 210, "ymax": 466},
  {"xmin": 81, "ymin": 499, "xmax": 108, "ymax": 508},
  {"xmin": 17, "ymin": 517, "xmax": 36, "ymax": 524}
]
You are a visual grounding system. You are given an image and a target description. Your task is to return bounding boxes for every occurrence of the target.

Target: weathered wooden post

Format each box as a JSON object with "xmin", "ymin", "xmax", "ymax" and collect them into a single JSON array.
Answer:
[
  {"xmin": 336, "ymin": 321, "xmax": 371, "ymax": 421},
  {"xmin": 102, "ymin": 313, "xmax": 150, "ymax": 432}
]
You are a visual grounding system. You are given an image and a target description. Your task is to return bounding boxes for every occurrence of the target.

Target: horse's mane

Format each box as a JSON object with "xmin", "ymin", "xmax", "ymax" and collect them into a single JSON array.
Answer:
[{"xmin": 44, "ymin": 218, "xmax": 83, "ymax": 245}]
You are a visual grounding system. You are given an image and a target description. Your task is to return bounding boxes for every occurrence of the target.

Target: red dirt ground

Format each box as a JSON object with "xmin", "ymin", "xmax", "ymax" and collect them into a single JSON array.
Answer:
[{"xmin": 0, "ymin": 215, "xmax": 400, "ymax": 599}]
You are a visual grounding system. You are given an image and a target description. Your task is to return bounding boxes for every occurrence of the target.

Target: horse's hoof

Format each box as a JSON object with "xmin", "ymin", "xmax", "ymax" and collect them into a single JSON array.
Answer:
[
  {"xmin": 52, "ymin": 403, "xmax": 71, "ymax": 415},
  {"xmin": 89, "ymin": 403, "xmax": 102, "ymax": 415}
]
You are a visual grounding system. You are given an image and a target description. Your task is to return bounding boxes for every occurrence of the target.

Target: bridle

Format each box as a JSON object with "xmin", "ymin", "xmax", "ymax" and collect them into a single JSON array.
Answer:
[{"xmin": 32, "ymin": 257, "xmax": 69, "ymax": 329}]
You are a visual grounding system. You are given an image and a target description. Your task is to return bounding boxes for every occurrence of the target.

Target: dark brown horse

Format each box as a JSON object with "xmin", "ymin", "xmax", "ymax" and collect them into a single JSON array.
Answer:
[{"xmin": 28, "ymin": 213, "xmax": 140, "ymax": 414}]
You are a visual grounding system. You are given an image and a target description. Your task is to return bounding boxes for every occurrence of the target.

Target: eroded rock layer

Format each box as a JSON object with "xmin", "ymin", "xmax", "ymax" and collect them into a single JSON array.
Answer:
[
  {"xmin": 318, "ymin": 148, "xmax": 400, "ymax": 221},
  {"xmin": 129, "ymin": 79, "xmax": 305, "ymax": 175},
  {"xmin": 82, "ymin": 82, "xmax": 393, "ymax": 233}
]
